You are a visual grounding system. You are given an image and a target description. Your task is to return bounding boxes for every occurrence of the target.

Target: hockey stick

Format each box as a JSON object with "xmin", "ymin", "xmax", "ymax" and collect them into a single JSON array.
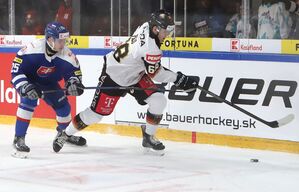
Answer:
[
  {"xmin": 197, "ymin": 85, "xmax": 295, "ymax": 128},
  {"xmin": 42, "ymin": 86, "xmax": 185, "ymax": 94}
]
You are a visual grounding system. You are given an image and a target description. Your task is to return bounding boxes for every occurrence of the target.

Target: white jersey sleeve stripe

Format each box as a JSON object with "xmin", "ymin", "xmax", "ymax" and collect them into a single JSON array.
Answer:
[
  {"xmin": 11, "ymin": 74, "xmax": 27, "ymax": 84},
  {"xmin": 15, "ymin": 81, "xmax": 28, "ymax": 89}
]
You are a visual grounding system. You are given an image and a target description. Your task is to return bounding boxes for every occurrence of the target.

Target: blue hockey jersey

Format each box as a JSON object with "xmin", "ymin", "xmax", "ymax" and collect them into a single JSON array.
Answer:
[{"xmin": 11, "ymin": 38, "xmax": 82, "ymax": 91}]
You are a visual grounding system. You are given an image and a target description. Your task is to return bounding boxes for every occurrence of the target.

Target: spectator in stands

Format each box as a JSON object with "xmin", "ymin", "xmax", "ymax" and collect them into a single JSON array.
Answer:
[
  {"xmin": 189, "ymin": 0, "xmax": 226, "ymax": 37},
  {"xmin": 289, "ymin": 0, "xmax": 299, "ymax": 39},
  {"xmin": 89, "ymin": 15, "xmax": 110, "ymax": 36},
  {"xmin": 257, "ymin": 0, "xmax": 293, "ymax": 39},
  {"xmin": 21, "ymin": 10, "xmax": 43, "ymax": 35},
  {"xmin": 225, "ymin": 1, "xmax": 257, "ymax": 38},
  {"xmin": 55, "ymin": 0, "xmax": 73, "ymax": 33}
]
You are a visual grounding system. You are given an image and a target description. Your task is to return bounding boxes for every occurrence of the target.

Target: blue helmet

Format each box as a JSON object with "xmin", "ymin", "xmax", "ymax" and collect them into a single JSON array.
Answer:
[{"xmin": 45, "ymin": 22, "xmax": 69, "ymax": 40}]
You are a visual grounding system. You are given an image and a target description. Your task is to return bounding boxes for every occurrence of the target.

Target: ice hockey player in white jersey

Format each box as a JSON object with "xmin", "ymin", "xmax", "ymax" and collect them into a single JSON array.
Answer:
[{"xmin": 53, "ymin": 10, "xmax": 199, "ymax": 155}]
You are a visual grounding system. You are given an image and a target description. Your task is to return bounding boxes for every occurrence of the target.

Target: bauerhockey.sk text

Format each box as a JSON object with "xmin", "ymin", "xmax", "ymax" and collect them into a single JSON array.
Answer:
[{"xmin": 137, "ymin": 112, "xmax": 256, "ymax": 129}]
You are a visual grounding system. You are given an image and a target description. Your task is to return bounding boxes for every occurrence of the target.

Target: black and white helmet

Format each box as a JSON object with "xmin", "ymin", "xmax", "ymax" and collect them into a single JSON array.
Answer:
[{"xmin": 149, "ymin": 9, "xmax": 175, "ymax": 34}]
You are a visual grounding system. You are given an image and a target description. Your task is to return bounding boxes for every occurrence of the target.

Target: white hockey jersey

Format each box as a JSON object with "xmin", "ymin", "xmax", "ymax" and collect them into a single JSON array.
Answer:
[
  {"xmin": 105, "ymin": 22, "xmax": 177, "ymax": 86},
  {"xmin": 257, "ymin": 2, "xmax": 292, "ymax": 39}
]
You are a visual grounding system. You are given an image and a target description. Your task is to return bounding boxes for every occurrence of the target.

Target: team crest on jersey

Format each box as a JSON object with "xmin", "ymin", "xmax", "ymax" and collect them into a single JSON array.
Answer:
[{"xmin": 37, "ymin": 66, "xmax": 56, "ymax": 77}]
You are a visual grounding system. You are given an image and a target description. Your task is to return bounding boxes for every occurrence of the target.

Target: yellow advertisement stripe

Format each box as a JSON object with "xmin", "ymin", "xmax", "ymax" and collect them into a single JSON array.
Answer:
[
  {"xmin": 36, "ymin": 35, "xmax": 89, "ymax": 48},
  {"xmin": 281, "ymin": 40, "xmax": 299, "ymax": 54},
  {"xmin": 1, "ymin": 115, "xmax": 299, "ymax": 154},
  {"xmin": 161, "ymin": 37, "xmax": 212, "ymax": 51}
]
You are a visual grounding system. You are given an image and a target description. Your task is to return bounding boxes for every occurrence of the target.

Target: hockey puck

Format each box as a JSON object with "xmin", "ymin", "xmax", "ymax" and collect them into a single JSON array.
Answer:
[{"xmin": 250, "ymin": 158, "xmax": 259, "ymax": 163}]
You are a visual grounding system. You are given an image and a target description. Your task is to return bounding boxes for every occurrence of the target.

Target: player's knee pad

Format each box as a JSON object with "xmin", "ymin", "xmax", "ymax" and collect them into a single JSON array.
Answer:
[
  {"xmin": 16, "ymin": 102, "xmax": 37, "ymax": 121},
  {"xmin": 54, "ymin": 103, "xmax": 71, "ymax": 127},
  {"xmin": 145, "ymin": 92, "xmax": 167, "ymax": 114},
  {"xmin": 74, "ymin": 107, "xmax": 103, "ymax": 130},
  {"xmin": 146, "ymin": 110, "xmax": 163, "ymax": 125}
]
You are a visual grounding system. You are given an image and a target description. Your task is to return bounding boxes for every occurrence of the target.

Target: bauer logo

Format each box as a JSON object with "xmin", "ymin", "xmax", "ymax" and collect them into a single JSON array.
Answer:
[
  {"xmin": 230, "ymin": 39, "xmax": 239, "ymax": 52},
  {"xmin": 167, "ymin": 77, "xmax": 297, "ymax": 108}
]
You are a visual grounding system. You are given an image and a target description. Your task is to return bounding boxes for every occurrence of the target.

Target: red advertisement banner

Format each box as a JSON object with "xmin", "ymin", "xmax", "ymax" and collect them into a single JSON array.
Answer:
[{"xmin": 0, "ymin": 53, "xmax": 76, "ymax": 119}]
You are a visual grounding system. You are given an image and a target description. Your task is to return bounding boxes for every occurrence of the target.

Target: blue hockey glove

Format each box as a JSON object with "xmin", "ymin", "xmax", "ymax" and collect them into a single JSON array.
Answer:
[
  {"xmin": 174, "ymin": 72, "xmax": 199, "ymax": 92},
  {"xmin": 65, "ymin": 77, "xmax": 84, "ymax": 96},
  {"xmin": 20, "ymin": 83, "xmax": 42, "ymax": 100}
]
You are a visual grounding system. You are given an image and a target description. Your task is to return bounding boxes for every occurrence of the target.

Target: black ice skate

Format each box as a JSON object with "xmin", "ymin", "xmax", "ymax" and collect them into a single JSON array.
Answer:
[
  {"xmin": 141, "ymin": 125, "xmax": 165, "ymax": 155},
  {"xmin": 53, "ymin": 131, "xmax": 68, "ymax": 152},
  {"xmin": 11, "ymin": 136, "xmax": 30, "ymax": 159},
  {"xmin": 67, "ymin": 134, "xmax": 86, "ymax": 146},
  {"xmin": 53, "ymin": 131, "xmax": 87, "ymax": 152}
]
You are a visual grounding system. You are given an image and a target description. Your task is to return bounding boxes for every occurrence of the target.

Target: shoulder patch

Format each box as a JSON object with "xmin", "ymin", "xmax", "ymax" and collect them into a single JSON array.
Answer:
[
  {"xmin": 17, "ymin": 46, "xmax": 27, "ymax": 56},
  {"xmin": 59, "ymin": 48, "xmax": 80, "ymax": 68},
  {"xmin": 74, "ymin": 70, "xmax": 82, "ymax": 76},
  {"xmin": 13, "ymin": 57, "xmax": 23, "ymax": 64}
]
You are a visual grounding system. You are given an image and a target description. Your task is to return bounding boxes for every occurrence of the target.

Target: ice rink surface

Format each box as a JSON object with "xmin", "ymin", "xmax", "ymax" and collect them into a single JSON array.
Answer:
[{"xmin": 0, "ymin": 124, "xmax": 298, "ymax": 192}]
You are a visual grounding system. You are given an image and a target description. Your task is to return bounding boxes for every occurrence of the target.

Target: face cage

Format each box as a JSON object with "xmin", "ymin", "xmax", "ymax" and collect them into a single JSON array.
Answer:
[{"xmin": 157, "ymin": 25, "xmax": 175, "ymax": 37}]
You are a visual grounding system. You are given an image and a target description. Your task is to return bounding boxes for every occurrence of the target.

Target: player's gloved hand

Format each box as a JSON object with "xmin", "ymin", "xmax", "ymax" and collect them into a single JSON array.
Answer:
[
  {"xmin": 174, "ymin": 72, "xmax": 199, "ymax": 92},
  {"xmin": 20, "ymin": 83, "xmax": 42, "ymax": 100},
  {"xmin": 65, "ymin": 77, "xmax": 84, "ymax": 96}
]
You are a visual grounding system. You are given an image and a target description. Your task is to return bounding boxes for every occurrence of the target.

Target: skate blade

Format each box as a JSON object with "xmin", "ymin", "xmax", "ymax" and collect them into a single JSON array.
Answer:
[
  {"xmin": 11, "ymin": 150, "xmax": 29, "ymax": 159},
  {"xmin": 142, "ymin": 147, "xmax": 165, "ymax": 156}
]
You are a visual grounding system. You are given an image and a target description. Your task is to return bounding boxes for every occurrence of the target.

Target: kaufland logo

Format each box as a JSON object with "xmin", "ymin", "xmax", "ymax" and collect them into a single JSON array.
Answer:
[
  {"xmin": 230, "ymin": 39, "xmax": 263, "ymax": 52},
  {"xmin": 104, "ymin": 36, "xmax": 111, "ymax": 48},
  {"xmin": 0, "ymin": 36, "xmax": 5, "ymax": 45},
  {"xmin": 104, "ymin": 36, "xmax": 124, "ymax": 48},
  {"xmin": 230, "ymin": 39, "xmax": 240, "ymax": 51},
  {"xmin": 0, "ymin": 35, "xmax": 23, "ymax": 46}
]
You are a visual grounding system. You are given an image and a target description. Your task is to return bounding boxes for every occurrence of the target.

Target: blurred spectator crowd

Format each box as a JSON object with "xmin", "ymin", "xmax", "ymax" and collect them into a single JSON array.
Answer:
[{"xmin": 0, "ymin": 0, "xmax": 299, "ymax": 39}]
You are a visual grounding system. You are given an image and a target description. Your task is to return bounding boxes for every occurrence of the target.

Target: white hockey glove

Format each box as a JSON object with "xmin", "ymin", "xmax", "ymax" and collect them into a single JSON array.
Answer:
[
  {"xmin": 20, "ymin": 83, "xmax": 42, "ymax": 100},
  {"xmin": 65, "ymin": 77, "xmax": 84, "ymax": 96},
  {"xmin": 174, "ymin": 72, "xmax": 199, "ymax": 92}
]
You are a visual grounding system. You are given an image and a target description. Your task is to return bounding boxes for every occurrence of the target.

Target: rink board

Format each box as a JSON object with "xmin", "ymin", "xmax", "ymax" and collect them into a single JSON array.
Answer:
[{"xmin": 1, "ymin": 47, "xmax": 299, "ymax": 153}]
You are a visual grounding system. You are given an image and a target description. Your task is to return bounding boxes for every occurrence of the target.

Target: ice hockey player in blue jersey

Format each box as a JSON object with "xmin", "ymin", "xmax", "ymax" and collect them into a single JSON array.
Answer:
[{"xmin": 11, "ymin": 22, "xmax": 86, "ymax": 158}]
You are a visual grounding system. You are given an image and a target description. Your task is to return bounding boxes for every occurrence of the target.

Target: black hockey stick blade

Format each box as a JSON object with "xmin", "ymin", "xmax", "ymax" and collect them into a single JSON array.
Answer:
[{"xmin": 196, "ymin": 85, "xmax": 295, "ymax": 128}]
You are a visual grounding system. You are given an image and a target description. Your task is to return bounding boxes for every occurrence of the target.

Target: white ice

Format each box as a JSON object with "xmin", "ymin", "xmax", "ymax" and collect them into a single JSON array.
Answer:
[{"xmin": 0, "ymin": 124, "xmax": 299, "ymax": 192}]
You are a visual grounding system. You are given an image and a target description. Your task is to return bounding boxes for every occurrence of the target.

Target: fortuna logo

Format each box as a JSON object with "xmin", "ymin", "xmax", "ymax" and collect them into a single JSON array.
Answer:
[
  {"xmin": 230, "ymin": 39, "xmax": 239, "ymax": 51},
  {"xmin": 146, "ymin": 54, "xmax": 162, "ymax": 63},
  {"xmin": 37, "ymin": 66, "xmax": 56, "ymax": 77},
  {"xmin": 105, "ymin": 97, "xmax": 115, "ymax": 108}
]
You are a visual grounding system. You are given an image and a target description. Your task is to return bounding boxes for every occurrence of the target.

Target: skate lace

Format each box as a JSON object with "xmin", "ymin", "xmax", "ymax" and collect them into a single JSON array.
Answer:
[
  {"xmin": 56, "ymin": 133, "xmax": 68, "ymax": 146},
  {"xmin": 17, "ymin": 137, "xmax": 26, "ymax": 146},
  {"xmin": 68, "ymin": 135, "xmax": 80, "ymax": 142},
  {"xmin": 149, "ymin": 136, "xmax": 161, "ymax": 145}
]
